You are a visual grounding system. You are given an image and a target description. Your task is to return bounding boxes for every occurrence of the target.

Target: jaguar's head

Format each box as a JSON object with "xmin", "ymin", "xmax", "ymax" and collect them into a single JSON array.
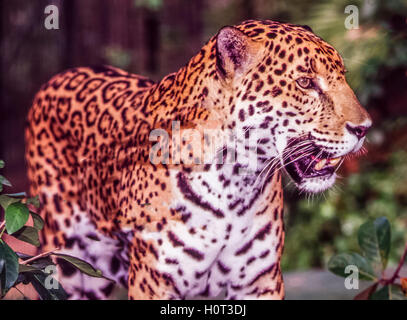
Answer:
[{"xmin": 215, "ymin": 20, "xmax": 371, "ymax": 193}]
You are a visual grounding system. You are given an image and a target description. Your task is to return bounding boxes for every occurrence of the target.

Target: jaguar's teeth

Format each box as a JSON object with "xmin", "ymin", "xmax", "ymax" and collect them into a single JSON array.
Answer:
[
  {"xmin": 314, "ymin": 159, "xmax": 327, "ymax": 171},
  {"xmin": 329, "ymin": 157, "xmax": 341, "ymax": 166}
]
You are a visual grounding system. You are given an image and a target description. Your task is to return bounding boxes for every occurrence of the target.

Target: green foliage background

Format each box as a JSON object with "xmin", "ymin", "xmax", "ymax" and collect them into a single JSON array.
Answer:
[
  {"xmin": 282, "ymin": 147, "xmax": 407, "ymax": 271},
  {"xmin": 275, "ymin": 0, "xmax": 407, "ymax": 272}
]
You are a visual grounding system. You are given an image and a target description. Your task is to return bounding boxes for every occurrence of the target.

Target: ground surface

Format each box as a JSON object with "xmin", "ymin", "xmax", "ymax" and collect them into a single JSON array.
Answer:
[{"xmin": 284, "ymin": 270, "xmax": 370, "ymax": 300}]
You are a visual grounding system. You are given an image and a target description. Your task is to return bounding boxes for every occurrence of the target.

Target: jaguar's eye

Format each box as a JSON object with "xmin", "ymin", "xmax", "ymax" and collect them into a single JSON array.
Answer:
[{"xmin": 296, "ymin": 77, "xmax": 313, "ymax": 89}]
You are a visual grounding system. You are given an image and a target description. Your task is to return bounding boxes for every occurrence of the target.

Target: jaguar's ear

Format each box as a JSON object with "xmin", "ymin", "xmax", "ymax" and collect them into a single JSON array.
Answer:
[{"xmin": 216, "ymin": 26, "xmax": 257, "ymax": 79}]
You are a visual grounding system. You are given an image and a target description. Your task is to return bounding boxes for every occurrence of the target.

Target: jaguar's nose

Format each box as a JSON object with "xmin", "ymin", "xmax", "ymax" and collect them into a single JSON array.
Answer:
[{"xmin": 346, "ymin": 123, "xmax": 370, "ymax": 140}]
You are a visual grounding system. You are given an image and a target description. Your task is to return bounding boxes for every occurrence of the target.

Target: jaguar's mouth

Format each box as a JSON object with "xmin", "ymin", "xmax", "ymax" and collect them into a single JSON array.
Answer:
[{"xmin": 282, "ymin": 139, "xmax": 343, "ymax": 186}]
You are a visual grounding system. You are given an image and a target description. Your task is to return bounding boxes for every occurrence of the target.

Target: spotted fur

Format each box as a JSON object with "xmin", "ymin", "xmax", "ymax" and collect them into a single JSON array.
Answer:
[{"xmin": 25, "ymin": 20, "xmax": 371, "ymax": 299}]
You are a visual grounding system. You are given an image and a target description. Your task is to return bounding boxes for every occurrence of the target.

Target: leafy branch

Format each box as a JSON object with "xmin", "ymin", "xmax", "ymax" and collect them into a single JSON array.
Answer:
[
  {"xmin": 328, "ymin": 216, "xmax": 407, "ymax": 300},
  {"xmin": 0, "ymin": 160, "xmax": 114, "ymax": 300},
  {"xmin": 380, "ymin": 242, "xmax": 407, "ymax": 286}
]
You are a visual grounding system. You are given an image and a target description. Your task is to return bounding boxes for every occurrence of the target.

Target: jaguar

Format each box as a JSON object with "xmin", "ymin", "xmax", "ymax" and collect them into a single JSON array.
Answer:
[{"xmin": 25, "ymin": 19, "xmax": 371, "ymax": 299}]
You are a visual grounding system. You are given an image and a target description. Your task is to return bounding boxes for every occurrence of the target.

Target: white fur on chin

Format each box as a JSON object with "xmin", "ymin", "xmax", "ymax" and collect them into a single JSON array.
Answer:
[{"xmin": 298, "ymin": 173, "xmax": 337, "ymax": 193}]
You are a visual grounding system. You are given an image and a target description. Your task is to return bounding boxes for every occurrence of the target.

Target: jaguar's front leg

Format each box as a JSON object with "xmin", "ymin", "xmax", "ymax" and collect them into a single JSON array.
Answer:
[
  {"xmin": 127, "ymin": 235, "xmax": 182, "ymax": 300},
  {"xmin": 224, "ymin": 204, "xmax": 286, "ymax": 300},
  {"xmin": 227, "ymin": 263, "xmax": 285, "ymax": 300}
]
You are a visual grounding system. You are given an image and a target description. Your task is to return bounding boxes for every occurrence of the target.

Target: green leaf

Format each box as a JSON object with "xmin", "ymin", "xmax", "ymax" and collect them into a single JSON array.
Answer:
[
  {"xmin": 13, "ymin": 226, "xmax": 40, "ymax": 247},
  {"xmin": 0, "ymin": 194, "xmax": 20, "ymax": 210},
  {"xmin": 26, "ymin": 195, "xmax": 40, "ymax": 208},
  {"xmin": 0, "ymin": 254, "xmax": 4, "ymax": 275},
  {"xmin": 0, "ymin": 241, "xmax": 19, "ymax": 293},
  {"xmin": 370, "ymin": 286, "xmax": 388, "ymax": 300},
  {"xmin": 19, "ymin": 264, "xmax": 42, "ymax": 273},
  {"xmin": 371, "ymin": 285, "xmax": 407, "ymax": 300},
  {"xmin": 358, "ymin": 217, "xmax": 391, "ymax": 270},
  {"xmin": 328, "ymin": 252, "xmax": 377, "ymax": 281},
  {"xmin": 29, "ymin": 257, "xmax": 55, "ymax": 269},
  {"xmin": 30, "ymin": 212, "xmax": 44, "ymax": 231},
  {"xmin": 353, "ymin": 282, "xmax": 378, "ymax": 300},
  {"xmin": 4, "ymin": 192, "xmax": 27, "ymax": 197},
  {"xmin": 0, "ymin": 175, "xmax": 12, "ymax": 187},
  {"xmin": 54, "ymin": 253, "xmax": 114, "ymax": 282},
  {"xmin": 5, "ymin": 202, "xmax": 30, "ymax": 234},
  {"xmin": 27, "ymin": 271, "xmax": 68, "ymax": 300},
  {"xmin": 0, "ymin": 160, "xmax": 4, "ymax": 169}
]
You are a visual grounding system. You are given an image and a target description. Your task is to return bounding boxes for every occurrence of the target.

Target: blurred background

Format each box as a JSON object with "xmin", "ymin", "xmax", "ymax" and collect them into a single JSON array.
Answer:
[{"xmin": 1, "ymin": 0, "xmax": 406, "ymax": 299}]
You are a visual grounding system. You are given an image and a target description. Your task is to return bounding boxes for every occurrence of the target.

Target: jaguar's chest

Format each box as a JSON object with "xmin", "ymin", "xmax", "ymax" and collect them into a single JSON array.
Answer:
[{"xmin": 137, "ymin": 162, "xmax": 283, "ymax": 297}]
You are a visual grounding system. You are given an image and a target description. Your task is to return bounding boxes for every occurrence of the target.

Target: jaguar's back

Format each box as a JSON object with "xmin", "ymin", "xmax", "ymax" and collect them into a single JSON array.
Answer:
[{"xmin": 26, "ymin": 66, "xmax": 160, "ymax": 298}]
